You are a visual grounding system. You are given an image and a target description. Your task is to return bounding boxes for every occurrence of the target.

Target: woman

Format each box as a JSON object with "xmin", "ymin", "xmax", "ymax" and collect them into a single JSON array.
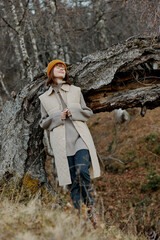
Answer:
[{"xmin": 39, "ymin": 59, "xmax": 102, "ymax": 228}]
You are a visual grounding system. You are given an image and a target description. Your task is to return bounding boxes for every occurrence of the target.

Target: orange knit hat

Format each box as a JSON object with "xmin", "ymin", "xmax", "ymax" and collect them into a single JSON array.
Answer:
[{"xmin": 47, "ymin": 59, "xmax": 67, "ymax": 77}]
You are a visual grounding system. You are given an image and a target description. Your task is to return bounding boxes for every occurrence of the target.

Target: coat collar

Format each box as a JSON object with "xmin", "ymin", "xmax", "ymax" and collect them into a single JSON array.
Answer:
[{"xmin": 47, "ymin": 84, "xmax": 70, "ymax": 96}]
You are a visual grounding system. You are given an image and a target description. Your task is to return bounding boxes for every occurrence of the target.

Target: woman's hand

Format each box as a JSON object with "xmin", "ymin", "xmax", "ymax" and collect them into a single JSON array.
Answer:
[
  {"xmin": 67, "ymin": 109, "xmax": 72, "ymax": 117},
  {"xmin": 61, "ymin": 108, "xmax": 68, "ymax": 120},
  {"xmin": 61, "ymin": 108, "xmax": 72, "ymax": 120}
]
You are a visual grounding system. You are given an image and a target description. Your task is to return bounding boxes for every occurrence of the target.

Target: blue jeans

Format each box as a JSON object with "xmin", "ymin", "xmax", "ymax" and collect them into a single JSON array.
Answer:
[{"xmin": 67, "ymin": 149, "xmax": 95, "ymax": 211}]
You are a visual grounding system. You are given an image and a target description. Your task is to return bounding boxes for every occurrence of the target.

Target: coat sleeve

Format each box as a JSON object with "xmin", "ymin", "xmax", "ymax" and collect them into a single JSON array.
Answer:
[
  {"xmin": 39, "ymin": 103, "xmax": 64, "ymax": 130},
  {"xmin": 69, "ymin": 91, "xmax": 93, "ymax": 121}
]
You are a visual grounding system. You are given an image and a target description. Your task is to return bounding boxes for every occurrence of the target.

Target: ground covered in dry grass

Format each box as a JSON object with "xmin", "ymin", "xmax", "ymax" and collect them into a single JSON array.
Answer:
[
  {"xmin": 0, "ymin": 181, "xmax": 146, "ymax": 240},
  {"xmin": 0, "ymin": 107, "xmax": 160, "ymax": 239},
  {"xmin": 88, "ymin": 107, "xmax": 160, "ymax": 238}
]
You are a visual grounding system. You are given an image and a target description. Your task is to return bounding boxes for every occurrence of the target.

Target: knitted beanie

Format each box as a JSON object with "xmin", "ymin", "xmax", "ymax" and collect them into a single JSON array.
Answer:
[{"xmin": 47, "ymin": 59, "xmax": 67, "ymax": 77}]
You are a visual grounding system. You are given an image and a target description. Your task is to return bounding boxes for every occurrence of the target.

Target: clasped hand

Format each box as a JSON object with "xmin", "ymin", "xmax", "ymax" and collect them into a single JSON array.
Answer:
[{"xmin": 61, "ymin": 108, "xmax": 72, "ymax": 120}]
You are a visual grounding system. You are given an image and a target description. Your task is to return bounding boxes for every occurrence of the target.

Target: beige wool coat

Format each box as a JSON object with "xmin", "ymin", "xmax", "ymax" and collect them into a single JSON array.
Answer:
[{"xmin": 39, "ymin": 84, "xmax": 101, "ymax": 186}]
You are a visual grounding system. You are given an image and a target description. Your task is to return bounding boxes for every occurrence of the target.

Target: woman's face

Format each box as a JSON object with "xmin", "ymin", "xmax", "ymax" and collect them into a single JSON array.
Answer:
[{"xmin": 53, "ymin": 63, "xmax": 66, "ymax": 79}]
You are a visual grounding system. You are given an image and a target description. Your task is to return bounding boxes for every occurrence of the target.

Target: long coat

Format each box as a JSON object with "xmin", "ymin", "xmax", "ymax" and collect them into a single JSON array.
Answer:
[{"xmin": 39, "ymin": 84, "xmax": 101, "ymax": 186}]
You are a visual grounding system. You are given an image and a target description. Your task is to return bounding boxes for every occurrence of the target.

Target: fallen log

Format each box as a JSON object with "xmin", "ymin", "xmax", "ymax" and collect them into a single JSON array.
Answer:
[{"xmin": 0, "ymin": 36, "xmax": 160, "ymax": 190}]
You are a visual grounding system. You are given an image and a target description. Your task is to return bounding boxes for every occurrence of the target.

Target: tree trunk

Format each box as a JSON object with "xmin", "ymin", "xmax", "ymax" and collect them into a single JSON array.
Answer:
[
  {"xmin": 1, "ymin": 1, "xmax": 25, "ymax": 80},
  {"xmin": 0, "ymin": 36, "xmax": 160, "ymax": 191},
  {"xmin": 20, "ymin": 0, "xmax": 41, "ymax": 75},
  {"xmin": 9, "ymin": 0, "xmax": 33, "ymax": 81},
  {"xmin": 69, "ymin": 36, "xmax": 160, "ymax": 113}
]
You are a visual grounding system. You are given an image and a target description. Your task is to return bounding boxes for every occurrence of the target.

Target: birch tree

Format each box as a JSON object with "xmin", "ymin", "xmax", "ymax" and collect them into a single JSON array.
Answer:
[
  {"xmin": 19, "ymin": 0, "xmax": 41, "ymax": 75},
  {"xmin": 0, "ymin": 0, "xmax": 159, "ymax": 100},
  {"xmin": 1, "ymin": 1, "xmax": 25, "ymax": 81},
  {"xmin": 8, "ymin": 0, "xmax": 33, "ymax": 81}
]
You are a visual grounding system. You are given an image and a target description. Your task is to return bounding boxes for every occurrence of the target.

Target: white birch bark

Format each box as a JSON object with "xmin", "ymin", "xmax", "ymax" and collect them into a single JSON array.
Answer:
[
  {"xmin": 47, "ymin": 0, "xmax": 65, "ymax": 61},
  {"xmin": 54, "ymin": 21, "xmax": 65, "ymax": 60},
  {"xmin": 9, "ymin": 30, "xmax": 26, "ymax": 79},
  {"xmin": 92, "ymin": 1, "xmax": 109, "ymax": 49},
  {"xmin": 64, "ymin": 46, "xmax": 70, "ymax": 64},
  {"xmin": 19, "ymin": 0, "xmax": 41, "ymax": 76},
  {"xmin": 9, "ymin": 0, "xmax": 33, "ymax": 81},
  {"xmin": 48, "ymin": 0, "xmax": 59, "ymax": 59}
]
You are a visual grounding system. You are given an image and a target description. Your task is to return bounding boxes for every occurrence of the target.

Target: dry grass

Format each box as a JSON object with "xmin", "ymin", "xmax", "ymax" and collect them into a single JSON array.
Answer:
[
  {"xmin": 0, "ymin": 181, "xmax": 146, "ymax": 240},
  {"xmin": 1, "ymin": 107, "xmax": 160, "ymax": 239},
  {"xmin": 88, "ymin": 107, "xmax": 160, "ymax": 237}
]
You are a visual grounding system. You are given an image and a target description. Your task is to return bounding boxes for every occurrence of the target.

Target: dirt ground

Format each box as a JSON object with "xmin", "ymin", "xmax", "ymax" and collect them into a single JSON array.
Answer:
[{"xmin": 88, "ymin": 107, "xmax": 160, "ymax": 235}]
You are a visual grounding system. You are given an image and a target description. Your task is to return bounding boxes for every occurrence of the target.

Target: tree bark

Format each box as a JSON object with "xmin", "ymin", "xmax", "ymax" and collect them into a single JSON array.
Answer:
[
  {"xmin": 69, "ymin": 36, "xmax": 160, "ymax": 113},
  {"xmin": 1, "ymin": 1, "xmax": 25, "ymax": 80},
  {"xmin": 9, "ymin": 0, "xmax": 33, "ymax": 81},
  {"xmin": 0, "ymin": 36, "xmax": 160, "ymax": 191},
  {"xmin": 19, "ymin": 0, "xmax": 41, "ymax": 75}
]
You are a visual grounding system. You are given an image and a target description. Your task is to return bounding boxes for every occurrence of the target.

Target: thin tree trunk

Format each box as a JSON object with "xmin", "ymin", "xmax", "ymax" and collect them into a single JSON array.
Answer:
[
  {"xmin": 19, "ymin": 0, "xmax": 41, "ymax": 75},
  {"xmin": 47, "ymin": 0, "xmax": 65, "ymax": 60},
  {"xmin": 9, "ymin": 0, "xmax": 33, "ymax": 81},
  {"xmin": 1, "ymin": 1, "xmax": 25, "ymax": 80},
  {"xmin": 48, "ymin": 0, "xmax": 59, "ymax": 59}
]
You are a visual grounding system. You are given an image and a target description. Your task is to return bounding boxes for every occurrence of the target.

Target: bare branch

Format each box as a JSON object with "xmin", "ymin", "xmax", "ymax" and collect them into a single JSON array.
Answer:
[
  {"xmin": 19, "ymin": 0, "xmax": 30, "ymax": 26},
  {"xmin": 0, "ymin": 15, "xmax": 18, "ymax": 34}
]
